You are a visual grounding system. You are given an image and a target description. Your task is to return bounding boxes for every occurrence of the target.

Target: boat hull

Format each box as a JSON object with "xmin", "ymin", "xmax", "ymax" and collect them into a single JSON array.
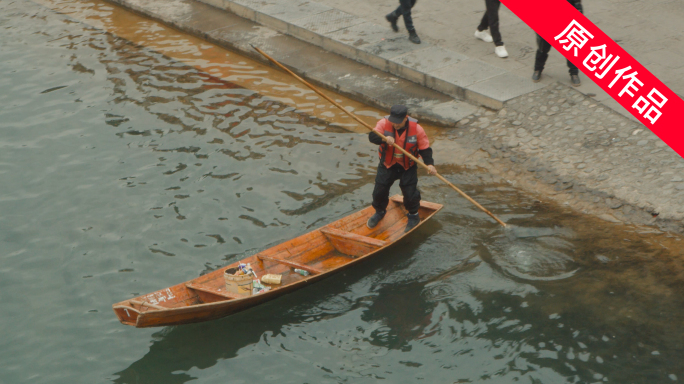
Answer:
[{"xmin": 112, "ymin": 195, "xmax": 442, "ymax": 327}]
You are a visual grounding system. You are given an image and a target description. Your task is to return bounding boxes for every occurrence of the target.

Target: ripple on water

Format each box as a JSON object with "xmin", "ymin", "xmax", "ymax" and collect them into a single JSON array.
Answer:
[
  {"xmin": 497, "ymin": 245, "xmax": 579, "ymax": 281},
  {"xmin": 485, "ymin": 226, "xmax": 580, "ymax": 281}
]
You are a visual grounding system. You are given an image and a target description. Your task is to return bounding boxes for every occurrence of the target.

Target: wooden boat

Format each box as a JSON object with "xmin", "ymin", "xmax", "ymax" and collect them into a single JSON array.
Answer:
[{"xmin": 112, "ymin": 195, "xmax": 442, "ymax": 327}]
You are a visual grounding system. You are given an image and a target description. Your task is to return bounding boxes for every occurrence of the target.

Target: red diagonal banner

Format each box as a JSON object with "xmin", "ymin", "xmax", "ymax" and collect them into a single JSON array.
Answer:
[{"xmin": 501, "ymin": 0, "xmax": 684, "ymax": 159}]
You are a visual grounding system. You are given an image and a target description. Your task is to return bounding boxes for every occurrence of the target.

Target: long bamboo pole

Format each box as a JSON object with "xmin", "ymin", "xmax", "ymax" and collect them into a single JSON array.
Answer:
[{"xmin": 252, "ymin": 45, "xmax": 506, "ymax": 227}]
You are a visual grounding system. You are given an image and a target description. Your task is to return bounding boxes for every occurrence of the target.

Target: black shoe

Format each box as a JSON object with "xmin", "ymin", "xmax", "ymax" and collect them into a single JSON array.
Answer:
[
  {"xmin": 404, "ymin": 213, "xmax": 420, "ymax": 233},
  {"xmin": 386, "ymin": 14, "xmax": 398, "ymax": 32},
  {"xmin": 571, "ymin": 74, "xmax": 581, "ymax": 86},
  {"xmin": 408, "ymin": 31, "xmax": 421, "ymax": 44},
  {"xmin": 367, "ymin": 210, "xmax": 386, "ymax": 229},
  {"xmin": 532, "ymin": 70, "xmax": 542, "ymax": 82}
]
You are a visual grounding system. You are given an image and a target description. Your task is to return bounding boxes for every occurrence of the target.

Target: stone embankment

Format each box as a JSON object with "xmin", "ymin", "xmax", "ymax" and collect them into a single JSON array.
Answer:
[{"xmin": 434, "ymin": 84, "xmax": 684, "ymax": 234}]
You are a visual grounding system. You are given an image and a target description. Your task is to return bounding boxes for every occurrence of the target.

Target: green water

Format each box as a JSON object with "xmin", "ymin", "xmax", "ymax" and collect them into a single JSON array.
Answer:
[{"xmin": 1, "ymin": 1, "xmax": 683, "ymax": 383}]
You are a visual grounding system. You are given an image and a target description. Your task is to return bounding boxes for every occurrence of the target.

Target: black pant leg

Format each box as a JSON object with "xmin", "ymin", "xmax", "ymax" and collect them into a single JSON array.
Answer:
[
  {"xmin": 398, "ymin": 165, "xmax": 421, "ymax": 214},
  {"xmin": 398, "ymin": 0, "xmax": 416, "ymax": 32},
  {"xmin": 534, "ymin": 34, "xmax": 552, "ymax": 71},
  {"xmin": 484, "ymin": 0, "xmax": 503, "ymax": 46},
  {"xmin": 477, "ymin": 12, "xmax": 489, "ymax": 31},
  {"xmin": 372, "ymin": 164, "xmax": 399, "ymax": 213},
  {"xmin": 566, "ymin": 59, "xmax": 579, "ymax": 75},
  {"xmin": 535, "ymin": 33, "xmax": 578, "ymax": 74},
  {"xmin": 390, "ymin": 0, "xmax": 415, "ymax": 20},
  {"xmin": 390, "ymin": 4, "xmax": 401, "ymax": 19}
]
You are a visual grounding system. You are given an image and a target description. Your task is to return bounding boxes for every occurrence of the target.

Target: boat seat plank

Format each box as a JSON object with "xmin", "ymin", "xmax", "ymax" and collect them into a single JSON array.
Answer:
[
  {"xmin": 320, "ymin": 227, "xmax": 387, "ymax": 257},
  {"xmin": 320, "ymin": 227, "xmax": 387, "ymax": 247},
  {"xmin": 257, "ymin": 255, "xmax": 323, "ymax": 275},
  {"xmin": 186, "ymin": 283, "xmax": 239, "ymax": 300}
]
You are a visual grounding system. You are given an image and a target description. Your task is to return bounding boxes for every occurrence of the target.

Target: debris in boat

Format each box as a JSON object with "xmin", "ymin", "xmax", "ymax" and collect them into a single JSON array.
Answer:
[
  {"xmin": 262, "ymin": 274, "xmax": 282, "ymax": 285},
  {"xmin": 252, "ymin": 280, "xmax": 271, "ymax": 294},
  {"xmin": 294, "ymin": 268, "xmax": 310, "ymax": 276},
  {"xmin": 238, "ymin": 263, "xmax": 258, "ymax": 279},
  {"xmin": 224, "ymin": 267, "xmax": 253, "ymax": 295}
]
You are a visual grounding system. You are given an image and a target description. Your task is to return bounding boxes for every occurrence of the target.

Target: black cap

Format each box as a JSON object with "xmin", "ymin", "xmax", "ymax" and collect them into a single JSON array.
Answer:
[{"xmin": 388, "ymin": 104, "xmax": 408, "ymax": 124}]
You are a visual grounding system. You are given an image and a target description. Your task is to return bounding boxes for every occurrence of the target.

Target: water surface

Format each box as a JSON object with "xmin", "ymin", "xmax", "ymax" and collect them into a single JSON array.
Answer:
[{"xmin": 1, "ymin": 1, "xmax": 683, "ymax": 383}]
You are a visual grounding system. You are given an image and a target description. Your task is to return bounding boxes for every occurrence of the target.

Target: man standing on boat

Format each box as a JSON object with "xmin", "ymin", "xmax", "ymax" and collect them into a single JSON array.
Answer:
[{"xmin": 367, "ymin": 105, "xmax": 436, "ymax": 233}]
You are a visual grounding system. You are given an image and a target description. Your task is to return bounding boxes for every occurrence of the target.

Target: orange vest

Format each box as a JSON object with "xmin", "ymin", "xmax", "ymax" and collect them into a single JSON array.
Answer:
[{"xmin": 377, "ymin": 117, "xmax": 420, "ymax": 169}]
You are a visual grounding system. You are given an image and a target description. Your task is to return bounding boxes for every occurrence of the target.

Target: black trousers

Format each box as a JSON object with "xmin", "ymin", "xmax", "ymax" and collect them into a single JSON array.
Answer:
[
  {"xmin": 389, "ymin": 0, "xmax": 417, "ymax": 32},
  {"xmin": 372, "ymin": 163, "xmax": 421, "ymax": 214},
  {"xmin": 477, "ymin": 0, "xmax": 503, "ymax": 46},
  {"xmin": 534, "ymin": 34, "xmax": 579, "ymax": 75}
]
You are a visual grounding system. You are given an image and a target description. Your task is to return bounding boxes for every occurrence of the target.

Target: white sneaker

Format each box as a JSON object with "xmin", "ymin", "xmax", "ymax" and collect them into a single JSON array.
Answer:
[
  {"xmin": 474, "ymin": 29, "xmax": 493, "ymax": 43},
  {"xmin": 495, "ymin": 45, "xmax": 508, "ymax": 58}
]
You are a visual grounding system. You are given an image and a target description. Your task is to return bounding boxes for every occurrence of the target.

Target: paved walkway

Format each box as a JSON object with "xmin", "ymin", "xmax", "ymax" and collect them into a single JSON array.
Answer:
[
  {"xmin": 196, "ymin": 0, "xmax": 551, "ymax": 110},
  {"xmin": 313, "ymin": 0, "xmax": 684, "ymax": 120},
  {"xmin": 101, "ymin": 0, "xmax": 684, "ymax": 232},
  {"xmin": 196, "ymin": 0, "xmax": 684, "ymax": 120}
]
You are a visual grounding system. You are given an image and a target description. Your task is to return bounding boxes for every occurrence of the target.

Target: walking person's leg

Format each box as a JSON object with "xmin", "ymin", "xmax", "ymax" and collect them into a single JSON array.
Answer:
[
  {"xmin": 567, "ymin": 59, "xmax": 581, "ymax": 86},
  {"xmin": 483, "ymin": 0, "xmax": 507, "ymax": 57},
  {"xmin": 477, "ymin": 10, "xmax": 489, "ymax": 33},
  {"xmin": 474, "ymin": 8, "xmax": 493, "ymax": 42},
  {"xmin": 386, "ymin": 0, "xmax": 416, "ymax": 34},
  {"xmin": 386, "ymin": 2, "xmax": 402, "ymax": 32},
  {"xmin": 485, "ymin": 0, "xmax": 503, "ymax": 46},
  {"xmin": 399, "ymin": 0, "xmax": 420, "ymax": 43},
  {"xmin": 568, "ymin": 0, "xmax": 583, "ymax": 85},
  {"xmin": 533, "ymin": 34, "xmax": 552, "ymax": 81},
  {"xmin": 475, "ymin": 0, "xmax": 508, "ymax": 58}
]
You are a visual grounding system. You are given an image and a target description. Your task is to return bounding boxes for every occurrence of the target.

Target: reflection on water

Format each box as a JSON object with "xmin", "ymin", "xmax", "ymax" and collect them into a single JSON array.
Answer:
[{"xmin": 1, "ymin": 0, "xmax": 684, "ymax": 383}]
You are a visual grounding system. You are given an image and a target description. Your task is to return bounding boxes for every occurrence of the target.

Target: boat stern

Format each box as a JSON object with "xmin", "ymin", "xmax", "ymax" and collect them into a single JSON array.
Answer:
[{"xmin": 112, "ymin": 304, "xmax": 140, "ymax": 326}]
